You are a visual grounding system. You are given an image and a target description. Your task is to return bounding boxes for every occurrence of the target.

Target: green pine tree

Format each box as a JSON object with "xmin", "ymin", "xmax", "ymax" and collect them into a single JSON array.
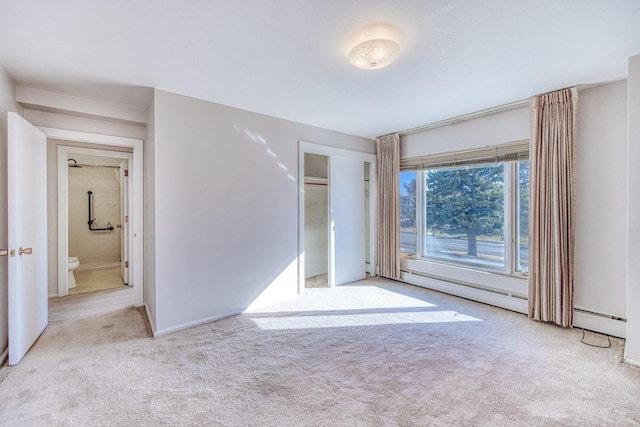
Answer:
[{"xmin": 426, "ymin": 164, "xmax": 504, "ymax": 256}]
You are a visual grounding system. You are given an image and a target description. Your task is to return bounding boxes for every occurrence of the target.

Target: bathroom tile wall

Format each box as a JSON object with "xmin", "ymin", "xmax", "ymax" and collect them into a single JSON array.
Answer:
[{"xmin": 68, "ymin": 166, "xmax": 121, "ymax": 263}]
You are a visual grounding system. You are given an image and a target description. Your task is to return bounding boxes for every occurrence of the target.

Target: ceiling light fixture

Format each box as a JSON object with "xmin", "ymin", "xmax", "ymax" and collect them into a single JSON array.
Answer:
[{"xmin": 348, "ymin": 38, "xmax": 400, "ymax": 70}]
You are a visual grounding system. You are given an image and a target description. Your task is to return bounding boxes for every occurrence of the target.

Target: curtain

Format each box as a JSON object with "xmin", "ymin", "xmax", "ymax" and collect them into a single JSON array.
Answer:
[
  {"xmin": 528, "ymin": 87, "xmax": 578, "ymax": 327},
  {"xmin": 376, "ymin": 133, "xmax": 400, "ymax": 279}
]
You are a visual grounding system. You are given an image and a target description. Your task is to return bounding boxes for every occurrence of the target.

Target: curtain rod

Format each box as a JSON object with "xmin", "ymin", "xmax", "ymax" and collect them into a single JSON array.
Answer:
[
  {"xmin": 399, "ymin": 99, "xmax": 529, "ymax": 137},
  {"xmin": 397, "ymin": 81, "xmax": 606, "ymax": 137}
]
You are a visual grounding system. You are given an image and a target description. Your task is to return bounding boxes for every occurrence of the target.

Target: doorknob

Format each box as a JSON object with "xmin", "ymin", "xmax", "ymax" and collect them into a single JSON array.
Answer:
[
  {"xmin": 18, "ymin": 247, "xmax": 32, "ymax": 256},
  {"xmin": 0, "ymin": 249, "xmax": 7, "ymax": 257}
]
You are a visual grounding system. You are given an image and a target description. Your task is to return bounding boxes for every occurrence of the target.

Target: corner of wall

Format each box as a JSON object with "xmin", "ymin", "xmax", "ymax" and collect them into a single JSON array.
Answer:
[
  {"xmin": 143, "ymin": 90, "xmax": 157, "ymax": 332},
  {"xmin": 625, "ymin": 55, "xmax": 640, "ymax": 362}
]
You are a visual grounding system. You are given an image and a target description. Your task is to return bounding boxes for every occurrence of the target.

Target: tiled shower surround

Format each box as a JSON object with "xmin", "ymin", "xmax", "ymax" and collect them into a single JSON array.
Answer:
[{"xmin": 68, "ymin": 166, "xmax": 121, "ymax": 263}]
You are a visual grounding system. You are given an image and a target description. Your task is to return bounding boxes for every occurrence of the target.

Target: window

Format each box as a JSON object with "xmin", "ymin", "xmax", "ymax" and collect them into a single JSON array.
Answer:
[
  {"xmin": 425, "ymin": 163, "xmax": 506, "ymax": 269},
  {"xmin": 400, "ymin": 171, "xmax": 417, "ymax": 254},
  {"xmin": 517, "ymin": 160, "xmax": 529, "ymax": 273},
  {"xmin": 400, "ymin": 142, "xmax": 529, "ymax": 276}
]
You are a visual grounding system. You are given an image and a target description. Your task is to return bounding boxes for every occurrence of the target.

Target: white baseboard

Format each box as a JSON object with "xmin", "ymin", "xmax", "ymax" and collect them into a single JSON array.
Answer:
[
  {"xmin": 48, "ymin": 293, "xmax": 58, "ymax": 299},
  {"xmin": 400, "ymin": 271, "xmax": 529, "ymax": 314},
  {"xmin": 400, "ymin": 271, "xmax": 625, "ymax": 338},
  {"xmin": 623, "ymin": 357, "xmax": 640, "ymax": 368},
  {"xmin": 573, "ymin": 310, "xmax": 626, "ymax": 338},
  {"xmin": 0, "ymin": 347, "xmax": 7, "ymax": 366},
  {"xmin": 152, "ymin": 308, "xmax": 245, "ymax": 337}
]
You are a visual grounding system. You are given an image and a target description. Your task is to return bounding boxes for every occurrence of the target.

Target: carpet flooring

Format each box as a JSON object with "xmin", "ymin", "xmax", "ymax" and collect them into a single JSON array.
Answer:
[
  {"xmin": 1, "ymin": 277, "xmax": 639, "ymax": 426},
  {"xmin": 305, "ymin": 273, "xmax": 328, "ymax": 288},
  {"xmin": 49, "ymin": 285, "xmax": 134, "ymax": 322}
]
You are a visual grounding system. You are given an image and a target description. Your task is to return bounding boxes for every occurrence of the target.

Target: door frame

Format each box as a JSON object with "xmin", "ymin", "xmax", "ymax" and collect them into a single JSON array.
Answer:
[
  {"xmin": 40, "ymin": 127, "xmax": 144, "ymax": 307},
  {"xmin": 58, "ymin": 146, "xmax": 133, "ymax": 294},
  {"xmin": 298, "ymin": 141, "xmax": 376, "ymax": 295}
]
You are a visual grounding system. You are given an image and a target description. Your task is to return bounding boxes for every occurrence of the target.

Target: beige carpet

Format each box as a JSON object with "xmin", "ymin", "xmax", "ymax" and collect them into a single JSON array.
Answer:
[
  {"xmin": 49, "ymin": 285, "xmax": 134, "ymax": 322},
  {"xmin": 1, "ymin": 277, "xmax": 640, "ymax": 426}
]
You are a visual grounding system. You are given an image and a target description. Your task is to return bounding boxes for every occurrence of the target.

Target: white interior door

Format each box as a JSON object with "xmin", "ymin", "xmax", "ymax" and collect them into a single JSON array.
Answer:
[
  {"xmin": 120, "ymin": 159, "xmax": 129, "ymax": 284},
  {"xmin": 329, "ymin": 157, "xmax": 365, "ymax": 286},
  {"xmin": 7, "ymin": 112, "xmax": 48, "ymax": 365}
]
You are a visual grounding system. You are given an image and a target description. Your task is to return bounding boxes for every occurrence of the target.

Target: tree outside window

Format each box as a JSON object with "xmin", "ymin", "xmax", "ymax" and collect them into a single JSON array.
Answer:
[{"xmin": 424, "ymin": 164, "xmax": 505, "ymax": 266}]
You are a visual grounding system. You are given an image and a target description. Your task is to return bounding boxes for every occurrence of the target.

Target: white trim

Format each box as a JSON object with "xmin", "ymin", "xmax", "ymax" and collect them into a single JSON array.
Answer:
[
  {"xmin": 40, "ymin": 127, "xmax": 144, "ymax": 307},
  {"xmin": 0, "ymin": 348, "xmax": 7, "ymax": 366},
  {"xmin": 573, "ymin": 311, "xmax": 626, "ymax": 339},
  {"xmin": 401, "ymin": 271, "xmax": 626, "ymax": 338},
  {"xmin": 327, "ymin": 156, "xmax": 335, "ymax": 288},
  {"xmin": 48, "ymin": 293, "xmax": 58, "ymax": 299},
  {"xmin": 152, "ymin": 309, "xmax": 245, "ymax": 337},
  {"xmin": 40, "ymin": 127, "xmax": 142, "ymax": 146},
  {"xmin": 298, "ymin": 141, "xmax": 377, "ymax": 294},
  {"xmin": 400, "ymin": 271, "xmax": 529, "ymax": 314},
  {"xmin": 623, "ymin": 357, "xmax": 640, "ymax": 368}
]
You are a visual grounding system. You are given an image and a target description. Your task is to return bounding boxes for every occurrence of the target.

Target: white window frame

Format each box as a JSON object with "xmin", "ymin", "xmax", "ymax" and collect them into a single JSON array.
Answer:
[{"xmin": 405, "ymin": 160, "xmax": 526, "ymax": 278}]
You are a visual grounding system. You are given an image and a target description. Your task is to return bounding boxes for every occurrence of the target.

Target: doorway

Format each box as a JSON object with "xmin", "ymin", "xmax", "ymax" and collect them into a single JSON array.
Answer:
[
  {"xmin": 298, "ymin": 142, "xmax": 376, "ymax": 294},
  {"xmin": 65, "ymin": 152, "xmax": 130, "ymax": 295},
  {"xmin": 58, "ymin": 145, "xmax": 134, "ymax": 300},
  {"xmin": 40, "ymin": 127, "xmax": 144, "ymax": 307},
  {"xmin": 304, "ymin": 153, "xmax": 329, "ymax": 288}
]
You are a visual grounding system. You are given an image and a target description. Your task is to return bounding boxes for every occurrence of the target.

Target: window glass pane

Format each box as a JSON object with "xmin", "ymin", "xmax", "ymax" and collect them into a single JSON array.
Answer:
[
  {"xmin": 400, "ymin": 171, "xmax": 416, "ymax": 254},
  {"xmin": 518, "ymin": 160, "xmax": 530, "ymax": 272},
  {"xmin": 424, "ymin": 164, "xmax": 505, "ymax": 269}
]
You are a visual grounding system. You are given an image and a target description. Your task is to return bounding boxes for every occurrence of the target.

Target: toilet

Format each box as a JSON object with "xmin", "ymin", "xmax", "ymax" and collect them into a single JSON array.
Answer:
[{"xmin": 68, "ymin": 256, "xmax": 80, "ymax": 289}]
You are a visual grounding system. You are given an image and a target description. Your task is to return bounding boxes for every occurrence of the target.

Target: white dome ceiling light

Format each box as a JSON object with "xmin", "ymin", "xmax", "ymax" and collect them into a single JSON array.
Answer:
[{"xmin": 348, "ymin": 38, "xmax": 400, "ymax": 70}]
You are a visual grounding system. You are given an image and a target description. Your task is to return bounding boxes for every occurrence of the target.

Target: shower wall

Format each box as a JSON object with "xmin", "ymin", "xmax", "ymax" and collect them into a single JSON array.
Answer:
[{"xmin": 68, "ymin": 166, "xmax": 121, "ymax": 262}]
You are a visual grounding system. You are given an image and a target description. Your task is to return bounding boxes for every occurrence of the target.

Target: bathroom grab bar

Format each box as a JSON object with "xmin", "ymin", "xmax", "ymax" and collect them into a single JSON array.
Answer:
[{"xmin": 87, "ymin": 191, "xmax": 114, "ymax": 231}]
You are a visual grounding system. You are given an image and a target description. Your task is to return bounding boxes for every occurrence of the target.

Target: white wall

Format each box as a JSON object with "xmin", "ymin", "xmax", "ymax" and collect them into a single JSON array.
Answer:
[
  {"xmin": 68, "ymin": 166, "xmax": 121, "ymax": 263},
  {"xmin": 575, "ymin": 81, "xmax": 628, "ymax": 318},
  {"xmin": 0, "ymin": 67, "xmax": 22, "ymax": 360},
  {"xmin": 150, "ymin": 89, "xmax": 374, "ymax": 334},
  {"xmin": 400, "ymin": 84, "xmax": 630, "ymax": 335},
  {"xmin": 626, "ymin": 56, "xmax": 640, "ymax": 365},
  {"xmin": 401, "ymin": 106, "xmax": 530, "ymax": 159}
]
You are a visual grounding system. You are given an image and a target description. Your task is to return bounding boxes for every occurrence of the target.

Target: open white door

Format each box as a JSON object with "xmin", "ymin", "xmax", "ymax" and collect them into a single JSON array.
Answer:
[
  {"xmin": 120, "ymin": 159, "xmax": 129, "ymax": 285},
  {"xmin": 329, "ymin": 157, "xmax": 366, "ymax": 286},
  {"xmin": 7, "ymin": 112, "xmax": 48, "ymax": 365}
]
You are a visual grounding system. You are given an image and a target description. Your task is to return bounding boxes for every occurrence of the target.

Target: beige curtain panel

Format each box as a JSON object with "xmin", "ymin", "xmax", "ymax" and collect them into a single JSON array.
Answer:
[
  {"xmin": 528, "ymin": 87, "xmax": 578, "ymax": 327},
  {"xmin": 376, "ymin": 133, "xmax": 401, "ymax": 280}
]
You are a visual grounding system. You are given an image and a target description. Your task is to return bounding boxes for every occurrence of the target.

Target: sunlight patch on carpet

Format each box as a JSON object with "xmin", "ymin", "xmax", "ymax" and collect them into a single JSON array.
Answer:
[{"xmin": 250, "ymin": 310, "xmax": 481, "ymax": 330}]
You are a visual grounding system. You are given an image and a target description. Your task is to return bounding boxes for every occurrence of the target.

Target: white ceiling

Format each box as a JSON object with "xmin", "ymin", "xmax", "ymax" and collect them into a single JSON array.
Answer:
[{"xmin": 1, "ymin": 0, "xmax": 639, "ymax": 138}]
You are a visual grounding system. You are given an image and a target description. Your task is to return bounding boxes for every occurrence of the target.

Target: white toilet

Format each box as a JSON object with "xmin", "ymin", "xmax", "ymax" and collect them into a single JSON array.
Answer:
[{"xmin": 68, "ymin": 256, "xmax": 80, "ymax": 289}]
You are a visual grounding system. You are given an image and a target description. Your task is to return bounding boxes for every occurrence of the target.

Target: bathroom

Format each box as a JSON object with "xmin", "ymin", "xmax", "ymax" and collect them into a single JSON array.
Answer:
[{"xmin": 67, "ymin": 154, "xmax": 128, "ymax": 294}]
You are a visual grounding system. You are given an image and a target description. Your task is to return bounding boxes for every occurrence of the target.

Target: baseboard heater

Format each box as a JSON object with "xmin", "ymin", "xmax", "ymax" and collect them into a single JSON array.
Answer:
[
  {"xmin": 400, "ymin": 269, "xmax": 528, "ymax": 314},
  {"xmin": 400, "ymin": 269, "xmax": 626, "ymax": 339}
]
